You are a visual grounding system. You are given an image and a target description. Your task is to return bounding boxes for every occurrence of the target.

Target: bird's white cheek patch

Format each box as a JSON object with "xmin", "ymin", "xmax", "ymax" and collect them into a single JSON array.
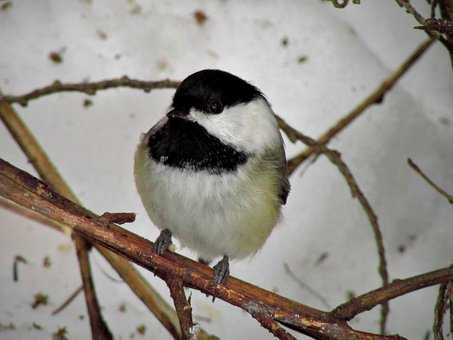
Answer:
[{"xmin": 189, "ymin": 98, "xmax": 281, "ymax": 154}]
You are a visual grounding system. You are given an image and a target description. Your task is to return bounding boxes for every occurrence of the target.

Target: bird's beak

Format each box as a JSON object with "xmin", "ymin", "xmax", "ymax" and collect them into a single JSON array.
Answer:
[{"xmin": 167, "ymin": 109, "xmax": 189, "ymax": 119}]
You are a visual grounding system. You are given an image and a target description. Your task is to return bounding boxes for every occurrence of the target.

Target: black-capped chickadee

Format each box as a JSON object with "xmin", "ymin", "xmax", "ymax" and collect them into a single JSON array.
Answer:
[{"xmin": 134, "ymin": 69, "xmax": 290, "ymax": 284}]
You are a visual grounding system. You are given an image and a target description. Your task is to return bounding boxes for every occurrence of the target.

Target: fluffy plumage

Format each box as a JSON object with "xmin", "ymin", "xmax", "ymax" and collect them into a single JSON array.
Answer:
[{"xmin": 134, "ymin": 69, "xmax": 289, "ymax": 261}]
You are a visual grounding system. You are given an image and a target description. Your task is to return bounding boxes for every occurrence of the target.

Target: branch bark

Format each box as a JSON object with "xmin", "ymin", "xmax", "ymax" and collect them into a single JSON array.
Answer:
[
  {"xmin": 0, "ymin": 77, "xmax": 180, "ymax": 106},
  {"xmin": 166, "ymin": 278, "xmax": 194, "ymax": 340},
  {"xmin": 6, "ymin": 157, "xmax": 453, "ymax": 339},
  {"xmin": 332, "ymin": 267, "xmax": 453, "ymax": 320},
  {"xmin": 75, "ymin": 236, "xmax": 113, "ymax": 340}
]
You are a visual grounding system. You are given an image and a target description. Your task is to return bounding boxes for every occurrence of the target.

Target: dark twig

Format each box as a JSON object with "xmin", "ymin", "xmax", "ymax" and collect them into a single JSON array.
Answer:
[
  {"xmin": 332, "ymin": 267, "xmax": 453, "ymax": 320},
  {"xmin": 408, "ymin": 158, "xmax": 453, "ymax": 204},
  {"xmin": 395, "ymin": 0, "xmax": 427, "ymax": 25},
  {"xmin": 416, "ymin": 18, "xmax": 453, "ymax": 35},
  {"xmin": 52, "ymin": 285, "xmax": 84, "ymax": 315},
  {"xmin": 431, "ymin": 0, "xmax": 439, "ymax": 18},
  {"xmin": 278, "ymin": 115, "xmax": 390, "ymax": 333},
  {"xmin": 449, "ymin": 283, "xmax": 453, "ymax": 339},
  {"xmin": 0, "ymin": 157, "xmax": 411, "ymax": 340},
  {"xmin": 433, "ymin": 283, "xmax": 448, "ymax": 340},
  {"xmin": 286, "ymin": 37, "xmax": 435, "ymax": 172},
  {"xmin": 394, "ymin": 0, "xmax": 453, "ymax": 59},
  {"xmin": 166, "ymin": 278, "xmax": 194, "ymax": 340},
  {"xmin": 75, "ymin": 237, "xmax": 113, "ymax": 340},
  {"xmin": 0, "ymin": 77, "xmax": 180, "ymax": 106},
  {"xmin": 12, "ymin": 255, "xmax": 27, "ymax": 282}
]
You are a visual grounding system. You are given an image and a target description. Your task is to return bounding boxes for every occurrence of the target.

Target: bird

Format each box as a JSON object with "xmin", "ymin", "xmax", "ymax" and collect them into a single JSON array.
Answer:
[{"xmin": 134, "ymin": 69, "xmax": 290, "ymax": 284}]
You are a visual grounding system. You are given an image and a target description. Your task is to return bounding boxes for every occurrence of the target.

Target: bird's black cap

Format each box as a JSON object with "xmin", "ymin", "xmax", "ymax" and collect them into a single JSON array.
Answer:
[{"xmin": 172, "ymin": 69, "xmax": 262, "ymax": 115}]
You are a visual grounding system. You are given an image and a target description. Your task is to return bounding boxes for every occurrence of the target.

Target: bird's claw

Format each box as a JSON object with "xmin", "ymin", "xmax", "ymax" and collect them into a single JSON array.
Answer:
[
  {"xmin": 154, "ymin": 229, "xmax": 172, "ymax": 255},
  {"xmin": 213, "ymin": 255, "xmax": 229, "ymax": 285}
]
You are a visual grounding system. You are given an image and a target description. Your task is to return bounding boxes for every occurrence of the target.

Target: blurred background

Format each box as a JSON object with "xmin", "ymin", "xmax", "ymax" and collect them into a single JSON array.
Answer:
[{"xmin": 1, "ymin": 0, "xmax": 452, "ymax": 339}]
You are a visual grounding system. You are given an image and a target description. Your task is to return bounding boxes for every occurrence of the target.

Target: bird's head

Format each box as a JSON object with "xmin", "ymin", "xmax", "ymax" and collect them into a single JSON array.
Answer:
[{"xmin": 167, "ymin": 69, "xmax": 281, "ymax": 154}]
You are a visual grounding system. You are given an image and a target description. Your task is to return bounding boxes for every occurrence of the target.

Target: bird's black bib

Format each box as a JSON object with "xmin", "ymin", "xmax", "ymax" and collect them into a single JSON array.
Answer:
[{"xmin": 148, "ymin": 117, "xmax": 248, "ymax": 174}]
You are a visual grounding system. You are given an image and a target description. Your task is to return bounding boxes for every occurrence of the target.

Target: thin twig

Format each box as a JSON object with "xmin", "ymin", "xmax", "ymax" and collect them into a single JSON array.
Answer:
[
  {"xmin": 449, "ymin": 283, "xmax": 453, "ymax": 339},
  {"xmin": 332, "ymin": 267, "xmax": 453, "ymax": 320},
  {"xmin": 395, "ymin": 0, "xmax": 427, "ymax": 25},
  {"xmin": 394, "ymin": 0, "xmax": 453, "ymax": 58},
  {"xmin": 0, "ymin": 77, "xmax": 180, "ymax": 106},
  {"xmin": 433, "ymin": 283, "xmax": 448, "ymax": 340},
  {"xmin": 278, "ymin": 115, "xmax": 390, "ymax": 333},
  {"xmin": 286, "ymin": 37, "xmax": 435, "ymax": 173},
  {"xmin": 52, "ymin": 285, "xmax": 84, "ymax": 315},
  {"xmin": 283, "ymin": 263, "xmax": 331, "ymax": 309},
  {"xmin": 407, "ymin": 158, "xmax": 453, "ymax": 204},
  {"xmin": 0, "ymin": 157, "xmax": 412, "ymax": 340},
  {"xmin": 166, "ymin": 278, "xmax": 194, "ymax": 340},
  {"xmin": 75, "ymin": 237, "xmax": 113, "ymax": 340},
  {"xmin": 0, "ymin": 100, "xmax": 182, "ymax": 340},
  {"xmin": 12, "ymin": 255, "xmax": 27, "ymax": 282}
]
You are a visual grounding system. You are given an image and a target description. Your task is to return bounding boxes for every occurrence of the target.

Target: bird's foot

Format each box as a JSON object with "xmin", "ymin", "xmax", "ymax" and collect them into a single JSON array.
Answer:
[
  {"xmin": 213, "ymin": 255, "xmax": 229, "ymax": 285},
  {"xmin": 153, "ymin": 229, "xmax": 172, "ymax": 255}
]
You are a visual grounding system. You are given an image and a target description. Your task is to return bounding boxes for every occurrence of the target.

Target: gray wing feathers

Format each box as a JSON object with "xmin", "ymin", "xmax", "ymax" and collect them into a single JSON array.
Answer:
[{"xmin": 278, "ymin": 141, "xmax": 290, "ymax": 205}]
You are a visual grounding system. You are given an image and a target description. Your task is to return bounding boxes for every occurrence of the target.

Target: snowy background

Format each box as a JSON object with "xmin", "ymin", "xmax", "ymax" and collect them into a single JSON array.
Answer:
[{"xmin": 1, "ymin": 0, "xmax": 452, "ymax": 339}]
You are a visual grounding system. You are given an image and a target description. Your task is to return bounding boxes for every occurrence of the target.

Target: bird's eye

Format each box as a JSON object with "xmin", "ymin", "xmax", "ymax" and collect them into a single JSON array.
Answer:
[{"xmin": 207, "ymin": 100, "xmax": 223, "ymax": 114}]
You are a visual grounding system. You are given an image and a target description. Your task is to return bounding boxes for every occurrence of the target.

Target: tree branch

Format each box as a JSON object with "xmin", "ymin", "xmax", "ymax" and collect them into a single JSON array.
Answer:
[
  {"xmin": 286, "ymin": 37, "xmax": 435, "ymax": 172},
  {"xmin": 332, "ymin": 267, "xmax": 453, "ymax": 320},
  {"xmin": 433, "ymin": 282, "xmax": 448, "ymax": 340},
  {"xmin": 407, "ymin": 158, "xmax": 453, "ymax": 204},
  {"xmin": 8, "ymin": 157, "xmax": 452, "ymax": 339},
  {"xmin": 166, "ymin": 278, "xmax": 194, "ymax": 340},
  {"xmin": 393, "ymin": 0, "xmax": 453, "ymax": 62},
  {"xmin": 0, "ymin": 77, "xmax": 180, "ymax": 106},
  {"xmin": 52, "ymin": 285, "xmax": 84, "ymax": 315},
  {"xmin": 74, "ymin": 236, "xmax": 113, "ymax": 340}
]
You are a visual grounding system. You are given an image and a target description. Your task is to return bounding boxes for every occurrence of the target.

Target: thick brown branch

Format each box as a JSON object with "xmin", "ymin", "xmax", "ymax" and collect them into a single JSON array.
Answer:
[
  {"xmin": 332, "ymin": 267, "xmax": 453, "ymax": 320},
  {"xmin": 286, "ymin": 37, "xmax": 435, "ymax": 172},
  {"xmin": 407, "ymin": 158, "xmax": 453, "ymax": 204},
  {"xmin": 166, "ymin": 278, "xmax": 194, "ymax": 340},
  {"xmin": 0, "ymin": 100, "xmax": 182, "ymax": 340},
  {"xmin": 0, "ymin": 157, "xmax": 407, "ymax": 340},
  {"xmin": 0, "ymin": 77, "xmax": 180, "ymax": 106}
]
